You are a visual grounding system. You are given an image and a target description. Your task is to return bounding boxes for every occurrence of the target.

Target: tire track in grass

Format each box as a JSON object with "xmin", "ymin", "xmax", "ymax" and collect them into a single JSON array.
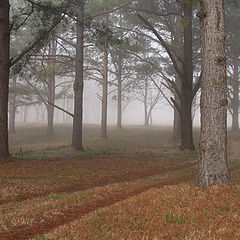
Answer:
[
  {"xmin": 0, "ymin": 174, "xmax": 194, "ymax": 240},
  {"xmin": 1, "ymin": 163, "xmax": 239, "ymax": 240},
  {"xmin": 0, "ymin": 161, "xmax": 197, "ymax": 205}
]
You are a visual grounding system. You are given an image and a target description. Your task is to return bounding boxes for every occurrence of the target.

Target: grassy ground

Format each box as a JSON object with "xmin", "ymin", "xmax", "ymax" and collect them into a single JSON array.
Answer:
[{"xmin": 0, "ymin": 123, "xmax": 239, "ymax": 239}]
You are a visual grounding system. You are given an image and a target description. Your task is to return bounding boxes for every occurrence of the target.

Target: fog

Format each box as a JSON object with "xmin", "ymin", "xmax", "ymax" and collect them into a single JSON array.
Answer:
[{"xmin": 14, "ymin": 78, "xmax": 201, "ymax": 127}]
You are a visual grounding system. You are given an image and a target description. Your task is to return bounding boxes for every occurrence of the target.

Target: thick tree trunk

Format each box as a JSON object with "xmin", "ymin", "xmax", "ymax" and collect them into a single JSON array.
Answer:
[
  {"xmin": 180, "ymin": 3, "xmax": 194, "ymax": 150},
  {"xmin": 72, "ymin": 2, "xmax": 84, "ymax": 151},
  {"xmin": 100, "ymin": 23, "xmax": 109, "ymax": 138},
  {"xmin": 47, "ymin": 38, "xmax": 57, "ymax": 135},
  {"xmin": 117, "ymin": 55, "xmax": 122, "ymax": 129},
  {"xmin": 9, "ymin": 76, "xmax": 17, "ymax": 134},
  {"xmin": 0, "ymin": 0, "xmax": 10, "ymax": 158},
  {"xmin": 231, "ymin": 58, "xmax": 239, "ymax": 132},
  {"xmin": 197, "ymin": 0, "xmax": 230, "ymax": 187}
]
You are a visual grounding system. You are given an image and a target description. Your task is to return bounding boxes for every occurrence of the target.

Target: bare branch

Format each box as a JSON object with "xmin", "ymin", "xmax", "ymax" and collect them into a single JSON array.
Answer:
[
  {"xmin": 192, "ymin": 72, "xmax": 202, "ymax": 99},
  {"xmin": 170, "ymin": 97, "xmax": 181, "ymax": 113},
  {"xmin": 137, "ymin": 13, "xmax": 183, "ymax": 78},
  {"xmin": 148, "ymin": 75, "xmax": 175, "ymax": 109},
  {"xmin": 47, "ymin": 101, "xmax": 74, "ymax": 117}
]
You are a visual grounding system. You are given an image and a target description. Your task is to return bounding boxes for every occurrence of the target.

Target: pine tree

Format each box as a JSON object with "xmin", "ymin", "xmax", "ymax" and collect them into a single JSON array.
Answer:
[{"xmin": 196, "ymin": 0, "xmax": 230, "ymax": 187}]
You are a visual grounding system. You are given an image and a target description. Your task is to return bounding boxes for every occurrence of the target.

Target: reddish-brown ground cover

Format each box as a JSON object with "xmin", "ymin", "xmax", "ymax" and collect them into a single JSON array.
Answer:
[
  {"xmin": 0, "ymin": 125, "xmax": 239, "ymax": 239},
  {"xmin": 0, "ymin": 153, "xmax": 198, "ymax": 240},
  {"xmin": 0, "ymin": 153, "xmax": 240, "ymax": 240},
  {"xmin": 49, "ymin": 184, "xmax": 240, "ymax": 240}
]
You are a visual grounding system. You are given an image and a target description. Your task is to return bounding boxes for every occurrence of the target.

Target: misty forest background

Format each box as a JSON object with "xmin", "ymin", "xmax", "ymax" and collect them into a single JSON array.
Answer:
[{"xmin": 8, "ymin": 0, "xmax": 238, "ymax": 141}]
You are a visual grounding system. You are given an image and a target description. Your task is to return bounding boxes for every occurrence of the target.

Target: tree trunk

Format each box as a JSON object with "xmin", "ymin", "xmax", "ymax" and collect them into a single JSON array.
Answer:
[
  {"xmin": 197, "ymin": 0, "xmax": 230, "ymax": 187},
  {"xmin": 144, "ymin": 78, "xmax": 149, "ymax": 126},
  {"xmin": 180, "ymin": 3, "xmax": 194, "ymax": 150},
  {"xmin": 9, "ymin": 76, "xmax": 17, "ymax": 134},
  {"xmin": 100, "ymin": 18, "xmax": 109, "ymax": 138},
  {"xmin": 47, "ymin": 38, "xmax": 57, "ymax": 135},
  {"xmin": 72, "ymin": 2, "xmax": 84, "ymax": 151},
  {"xmin": 117, "ymin": 55, "xmax": 122, "ymax": 129},
  {"xmin": 24, "ymin": 105, "xmax": 28, "ymax": 123},
  {"xmin": 231, "ymin": 58, "xmax": 239, "ymax": 132},
  {"xmin": 172, "ymin": 3, "xmax": 183, "ymax": 141},
  {"xmin": 0, "ymin": 0, "xmax": 10, "ymax": 158}
]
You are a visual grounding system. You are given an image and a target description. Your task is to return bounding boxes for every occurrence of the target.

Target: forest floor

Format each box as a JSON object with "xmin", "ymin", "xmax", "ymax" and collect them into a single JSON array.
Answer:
[{"xmin": 1, "ymin": 124, "xmax": 240, "ymax": 239}]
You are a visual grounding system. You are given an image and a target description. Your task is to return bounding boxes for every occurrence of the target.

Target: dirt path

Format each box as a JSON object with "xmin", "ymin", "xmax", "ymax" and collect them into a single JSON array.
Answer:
[
  {"xmin": 0, "ymin": 161, "xmax": 197, "ymax": 205},
  {"xmin": 0, "ymin": 174, "xmax": 194, "ymax": 240},
  {"xmin": 1, "ymin": 162, "xmax": 239, "ymax": 240}
]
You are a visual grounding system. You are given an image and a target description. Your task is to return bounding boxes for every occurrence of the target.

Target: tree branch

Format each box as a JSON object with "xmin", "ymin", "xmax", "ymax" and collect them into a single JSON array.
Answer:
[
  {"xmin": 137, "ymin": 13, "xmax": 183, "ymax": 78},
  {"xmin": 192, "ymin": 72, "xmax": 202, "ymax": 100},
  {"xmin": 10, "ymin": 16, "xmax": 64, "ymax": 67},
  {"xmin": 170, "ymin": 97, "xmax": 181, "ymax": 113}
]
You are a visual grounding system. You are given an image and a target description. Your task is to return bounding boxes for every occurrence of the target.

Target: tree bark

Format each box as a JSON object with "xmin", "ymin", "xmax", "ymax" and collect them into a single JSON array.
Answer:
[
  {"xmin": 144, "ymin": 78, "xmax": 149, "ymax": 126},
  {"xmin": 197, "ymin": 0, "xmax": 230, "ymax": 187},
  {"xmin": 47, "ymin": 37, "xmax": 57, "ymax": 135},
  {"xmin": 9, "ymin": 76, "xmax": 17, "ymax": 134},
  {"xmin": 0, "ymin": 0, "xmax": 10, "ymax": 158},
  {"xmin": 180, "ymin": 2, "xmax": 194, "ymax": 150},
  {"xmin": 72, "ymin": 2, "xmax": 84, "ymax": 151},
  {"xmin": 117, "ymin": 54, "xmax": 123, "ymax": 129},
  {"xmin": 100, "ymin": 17, "xmax": 109, "ymax": 138},
  {"xmin": 172, "ymin": 3, "xmax": 183, "ymax": 141},
  {"xmin": 231, "ymin": 57, "xmax": 239, "ymax": 132},
  {"xmin": 24, "ymin": 105, "xmax": 28, "ymax": 123}
]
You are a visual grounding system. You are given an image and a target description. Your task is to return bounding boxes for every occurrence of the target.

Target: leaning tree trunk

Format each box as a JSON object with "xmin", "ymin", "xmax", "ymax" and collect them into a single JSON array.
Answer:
[
  {"xmin": 0, "ymin": 0, "xmax": 10, "ymax": 158},
  {"xmin": 231, "ymin": 57, "xmax": 239, "ymax": 132},
  {"xmin": 100, "ymin": 21, "xmax": 109, "ymax": 138},
  {"xmin": 72, "ymin": 2, "xmax": 84, "ymax": 151},
  {"xmin": 196, "ymin": 0, "xmax": 230, "ymax": 187},
  {"xmin": 47, "ymin": 37, "xmax": 57, "ymax": 135},
  {"xmin": 9, "ymin": 76, "xmax": 17, "ymax": 134},
  {"xmin": 180, "ymin": 3, "xmax": 194, "ymax": 150}
]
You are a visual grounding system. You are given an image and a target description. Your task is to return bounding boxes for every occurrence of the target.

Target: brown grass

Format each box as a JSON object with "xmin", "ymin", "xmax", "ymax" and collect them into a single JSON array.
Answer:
[
  {"xmin": 0, "ymin": 124, "xmax": 239, "ymax": 239},
  {"xmin": 48, "ymin": 184, "xmax": 240, "ymax": 240}
]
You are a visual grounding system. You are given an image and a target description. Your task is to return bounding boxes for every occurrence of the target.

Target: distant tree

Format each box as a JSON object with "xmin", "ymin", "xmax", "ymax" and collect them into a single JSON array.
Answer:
[
  {"xmin": 225, "ymin": 2, "xmax": 240, "ymax": 132},
  {"xmin": 196, "ymin": 0, "xmax": 230, "ymax": 187},
  {"xmin": 133, "ymin": 60, "xmax": 162, "ymax": 126},
  {"xmin": 9, "ymin": 75, "xmax": 40, "ymax": 133}
]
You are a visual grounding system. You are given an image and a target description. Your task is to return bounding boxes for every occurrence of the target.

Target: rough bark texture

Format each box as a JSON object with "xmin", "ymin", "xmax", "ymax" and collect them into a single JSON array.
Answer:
[
  {"xmin": 47, "ymin": 38, "xmax": 57, "ymax": 135},
  {"xmin": 100, "ymin": 22, "xmax": 109, "ymax": 138},
  {"xmin": 72, "ymin": 2, "xmax": 84, "ymax": 151},
  {"xmin": 9, "ymin": 76, "xmax": 17, "ymax": 134},
  {"xmin": 0, "ymin": 0, "xmax": 10, "ymax": 158},
  {"xmin": 197, "ymin": 0, "xmax": 230, "ymax": 187},
  {"xmin": 180, "ymin": 3, "xmax": 194, "ymax": 150},
  {"xmin": 231, "ymin": 58, "xmax": 239, "ymax": 132}
]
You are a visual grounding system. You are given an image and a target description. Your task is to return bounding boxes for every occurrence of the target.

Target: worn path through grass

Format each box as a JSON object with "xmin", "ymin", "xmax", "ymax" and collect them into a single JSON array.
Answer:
[{"xmin": 1, "ymin": 125, "xmax": 240, "ymax": 239}]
